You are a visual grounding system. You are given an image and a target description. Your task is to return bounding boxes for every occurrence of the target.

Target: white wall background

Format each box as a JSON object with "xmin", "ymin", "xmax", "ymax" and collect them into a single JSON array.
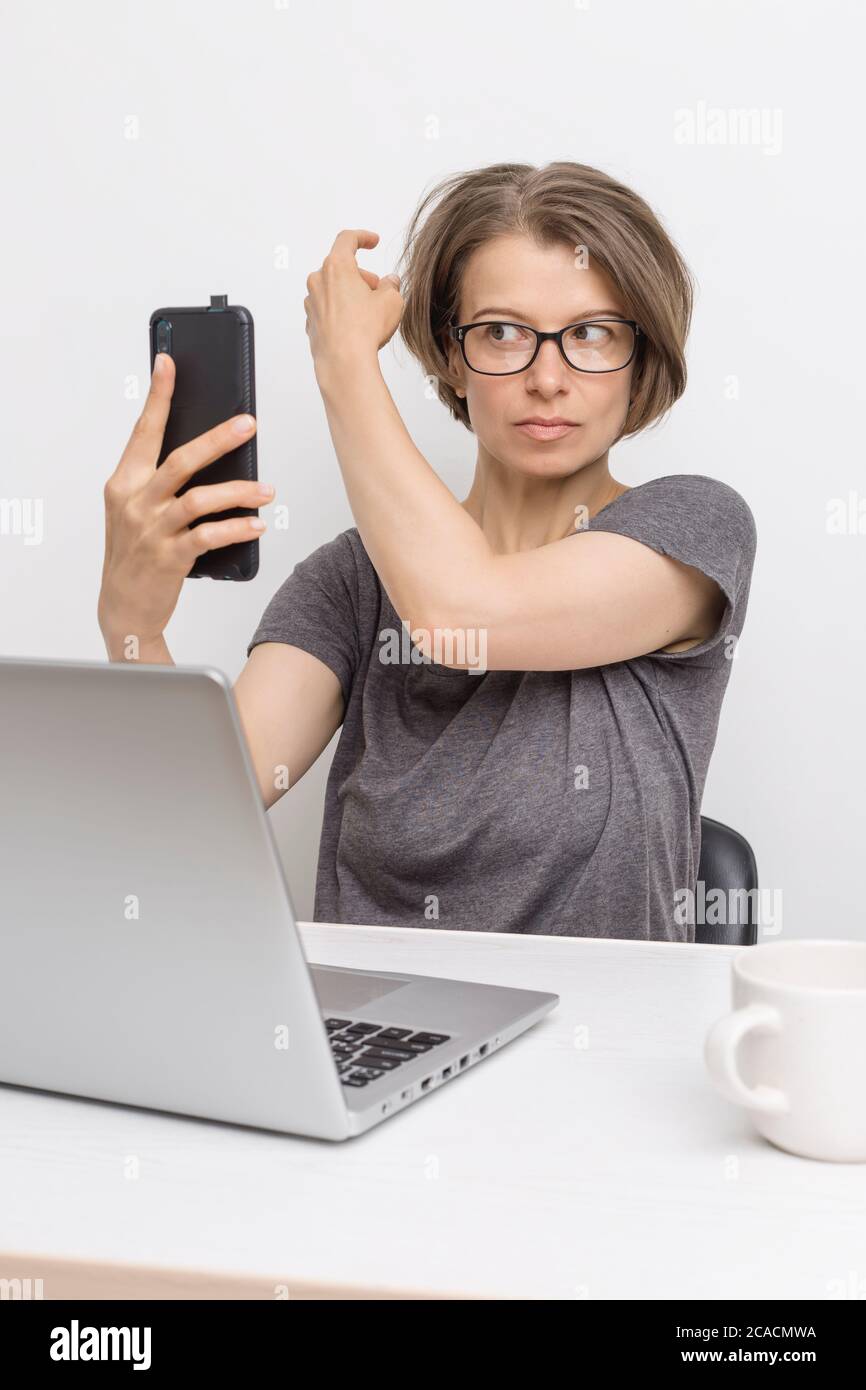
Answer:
[{"xmin": 2, "ymin": 0, "xmax": 863, "ymax": 939}]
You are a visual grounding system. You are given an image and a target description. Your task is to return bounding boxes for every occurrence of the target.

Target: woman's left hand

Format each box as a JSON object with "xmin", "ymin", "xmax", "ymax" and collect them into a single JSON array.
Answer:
[{"xmin": 304, "ymin": 229, "xmax": 403, "ymax": 375}]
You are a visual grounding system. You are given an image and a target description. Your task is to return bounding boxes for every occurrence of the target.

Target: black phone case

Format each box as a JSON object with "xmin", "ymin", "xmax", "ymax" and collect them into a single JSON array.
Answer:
[{"xmin": 149, "ymin": 296, "xmax": 258, "ymax": 581}]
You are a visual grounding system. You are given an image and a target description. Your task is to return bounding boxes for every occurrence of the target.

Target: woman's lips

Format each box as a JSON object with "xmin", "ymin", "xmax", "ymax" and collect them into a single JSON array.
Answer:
[{"xmin": 515, "ymin": 421, "xmax": 579, "ymax": 441}]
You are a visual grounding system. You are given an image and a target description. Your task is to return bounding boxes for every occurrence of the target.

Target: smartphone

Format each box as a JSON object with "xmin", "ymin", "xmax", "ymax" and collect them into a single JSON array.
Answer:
[{"xmin": 148, "ymin": 294, "xmax": 258, "ymax": 581}]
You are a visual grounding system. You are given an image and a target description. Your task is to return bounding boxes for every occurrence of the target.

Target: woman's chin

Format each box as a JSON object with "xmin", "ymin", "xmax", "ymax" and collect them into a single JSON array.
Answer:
[{"xmin": 506, "ymin": 450, "xmax": 590, "ymax": 480}]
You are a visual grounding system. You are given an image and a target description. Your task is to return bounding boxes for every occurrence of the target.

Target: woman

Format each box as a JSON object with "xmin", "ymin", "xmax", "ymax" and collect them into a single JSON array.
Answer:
[{"xmin": 98, "ymin": 161, "xmax": 756, "ymax": 942}]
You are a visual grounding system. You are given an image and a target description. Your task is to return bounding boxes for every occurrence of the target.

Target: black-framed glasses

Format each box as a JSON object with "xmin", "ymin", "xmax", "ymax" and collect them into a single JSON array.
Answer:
[{"xmin": 449, "ymin": 318, "xmax": 641, "ymax": 375}]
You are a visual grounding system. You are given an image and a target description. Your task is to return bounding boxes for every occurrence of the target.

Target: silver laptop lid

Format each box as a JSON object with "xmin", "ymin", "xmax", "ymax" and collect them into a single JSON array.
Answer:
[{"xmin": 0, "ymin": 656, "xmax": 349, "ymax": 1139}]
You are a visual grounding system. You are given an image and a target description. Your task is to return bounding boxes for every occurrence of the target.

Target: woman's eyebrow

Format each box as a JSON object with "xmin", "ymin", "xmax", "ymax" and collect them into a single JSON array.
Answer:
[{"xmin": 469, "ymin": 306, "xmax": 626, "ymax": 322}]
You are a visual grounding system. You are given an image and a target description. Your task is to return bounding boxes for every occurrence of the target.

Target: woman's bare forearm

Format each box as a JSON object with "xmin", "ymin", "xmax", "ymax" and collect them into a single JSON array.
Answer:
[
  {"xmin": 304, "ymin": 233, "xmax": 491, "ymax": 630},
  {"xmin": 100, "ymin": 625, "xmax": 176, "ymax": 666},
  {"xmin": 316, "ymin": 359, "xmax": 490, "ymax": 627}
]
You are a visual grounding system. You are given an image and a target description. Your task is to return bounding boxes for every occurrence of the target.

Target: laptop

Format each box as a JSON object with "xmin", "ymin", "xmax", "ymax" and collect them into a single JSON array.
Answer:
[{"xmin": 0, "ymin": 656, "xmax": 558, "ymax": 1140}]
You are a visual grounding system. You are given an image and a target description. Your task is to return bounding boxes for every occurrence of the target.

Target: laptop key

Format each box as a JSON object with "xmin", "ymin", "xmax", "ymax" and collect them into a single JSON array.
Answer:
[
  {"xmin": 341, "ymin": 1075, "xmax": 369, "ymax": 1087},
  {"xmin": 357, "ymin": 1052, "xmax": 402, "ymax": 1069},
  {"xmin": 324, "ymin": 1018, "xmax": 353, "ymax": 1030},
  {"xmin": 361, "ymin": 1045, "xmax": 414, "ymax": 1064},
  {"xmin": 352, "ymin": 1066, "xmax": 386, "ymax": 1081},
  {"xmin": 356, "ymin": 1039, "xmax": 415, "ymax": 1057},
  {"xmin": 408, "ymin": 1032, "xmax": 451, "ymax": 1046},
  {"xmin": 348, "ymin": 1022, "xmax": 382, "ymax": 1034},
  {"xmin": 359, "ymin": 1040, "xmax": 410, "ymax": 1055},
  {"xmin": 376, "ymin": 1027, "xmax": 414, "ymax": 1041}
]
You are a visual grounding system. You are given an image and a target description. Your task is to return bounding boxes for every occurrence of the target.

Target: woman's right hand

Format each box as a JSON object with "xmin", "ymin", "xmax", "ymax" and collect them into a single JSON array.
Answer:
[{"xmin": 98, "ymin": 352, "xmax": 271, "ymax": 652}]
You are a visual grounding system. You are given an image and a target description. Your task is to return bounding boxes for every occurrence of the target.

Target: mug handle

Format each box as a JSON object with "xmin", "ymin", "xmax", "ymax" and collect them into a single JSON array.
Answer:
[{"xmin": 704, "ymin": 1003, "xmax": 790, "ymax": 1114}]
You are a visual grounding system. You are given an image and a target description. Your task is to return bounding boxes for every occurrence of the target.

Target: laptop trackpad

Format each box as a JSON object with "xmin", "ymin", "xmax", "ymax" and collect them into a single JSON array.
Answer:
[{"xmin": 309, "ymin": 966, "xmax": 409, "ymax": 1012}]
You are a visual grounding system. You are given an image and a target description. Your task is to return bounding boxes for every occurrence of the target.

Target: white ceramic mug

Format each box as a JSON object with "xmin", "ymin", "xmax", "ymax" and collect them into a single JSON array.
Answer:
[{"xmin": 704, "ymin": 939, "xmax": 866, "ymax": 1162}]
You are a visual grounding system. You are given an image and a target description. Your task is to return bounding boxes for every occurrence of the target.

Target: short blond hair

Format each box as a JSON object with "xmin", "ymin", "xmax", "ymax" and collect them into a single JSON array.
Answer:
[{"xmin": 396, "ymin": 160, "xmax": 695, "ymax": 439}]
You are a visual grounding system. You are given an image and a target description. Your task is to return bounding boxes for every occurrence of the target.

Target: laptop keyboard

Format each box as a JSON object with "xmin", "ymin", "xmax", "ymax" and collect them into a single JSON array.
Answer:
[{"xmin": 324, "ymin": 1017, "xmax": 451, "ymax": 1088}]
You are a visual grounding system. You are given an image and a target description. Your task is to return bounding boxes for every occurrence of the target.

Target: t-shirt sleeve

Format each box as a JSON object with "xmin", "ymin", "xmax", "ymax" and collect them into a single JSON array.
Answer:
[
  {"xmin": 587, "ymin": 474, "xmax": 757, "ymax": 667},
  {"xmin": 246, "ymin": 529, "xmax": 361, "ymax": 702}
]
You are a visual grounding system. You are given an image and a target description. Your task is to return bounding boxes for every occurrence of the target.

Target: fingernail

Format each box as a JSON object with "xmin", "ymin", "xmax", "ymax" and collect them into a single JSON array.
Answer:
[
  {"xmin": 233, "ymin": 414, "xmax": 255, "ymax": 435},
  {"xmin": 257, "ymin": 484, "xmax": 274, "ymax": 499},
  {"xmin": 250, "ymin": 518, "xmax": 266, "ymax": 531},
  {"xmin": 154, "ymin": 353, "xmax": 166, "ymax": 373}
]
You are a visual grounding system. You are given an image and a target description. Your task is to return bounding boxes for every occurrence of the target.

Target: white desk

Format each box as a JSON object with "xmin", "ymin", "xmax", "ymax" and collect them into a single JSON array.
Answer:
[{"xmin": 2, "ymin": 924, "xmax": 864, "ymax": 1300}]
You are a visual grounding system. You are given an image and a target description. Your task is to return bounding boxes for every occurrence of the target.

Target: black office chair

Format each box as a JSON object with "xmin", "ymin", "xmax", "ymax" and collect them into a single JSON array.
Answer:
[{"xmin": 694, "ymin": 816, "xmax": 758, "ymax": 946}]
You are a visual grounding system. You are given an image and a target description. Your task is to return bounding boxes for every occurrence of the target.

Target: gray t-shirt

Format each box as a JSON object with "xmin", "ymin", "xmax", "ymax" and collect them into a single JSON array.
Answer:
[{"xmin": 247, "ymin": 474, "xmax": 757, "ymax": 942}]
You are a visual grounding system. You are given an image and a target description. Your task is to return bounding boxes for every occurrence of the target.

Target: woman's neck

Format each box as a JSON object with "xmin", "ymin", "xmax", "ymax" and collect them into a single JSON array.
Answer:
[{"xmin": 460, "ymin": 447, "xmax": 629, "ymax": 554}]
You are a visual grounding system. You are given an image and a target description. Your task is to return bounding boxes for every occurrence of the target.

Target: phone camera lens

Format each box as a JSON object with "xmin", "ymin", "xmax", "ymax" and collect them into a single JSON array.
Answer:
[{"xmin": 156, "ymin": 319, "xmax": 172, "ymax": 354}]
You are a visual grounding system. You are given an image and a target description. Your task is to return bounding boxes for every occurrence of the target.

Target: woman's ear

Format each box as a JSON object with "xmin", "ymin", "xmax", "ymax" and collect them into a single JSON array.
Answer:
[{"xmin": 443, "ymin": 339, "xmax": 466, "ymax": 397}]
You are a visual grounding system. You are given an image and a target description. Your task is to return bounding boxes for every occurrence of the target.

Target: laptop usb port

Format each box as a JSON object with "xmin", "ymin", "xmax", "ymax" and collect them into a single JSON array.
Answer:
[
  {"xmin": 441, "ymin": 1065, "xmax": 453, "ymax": 1080},
  {"xmin": 459, "ymin": 1055, "xmax": 469, "ymax": 1069},
  {"xmin": 478, "ymin": 1043, "xmax": 488, "ymax": 1057}
]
